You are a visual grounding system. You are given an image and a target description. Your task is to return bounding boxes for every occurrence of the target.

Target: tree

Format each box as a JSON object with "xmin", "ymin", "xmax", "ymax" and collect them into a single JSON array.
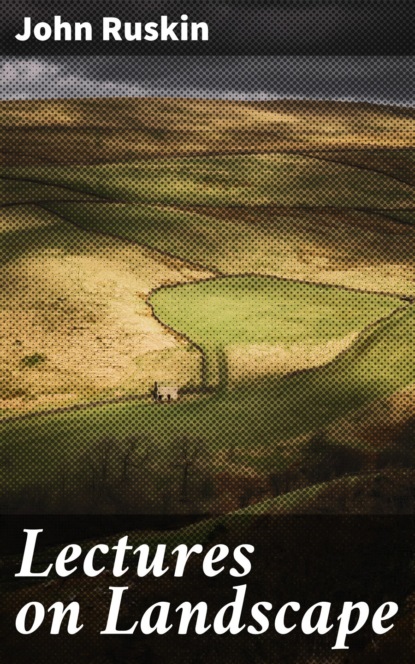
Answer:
[
  {"xmin": 172, "ymin": 436, "xmax": 206, "ymax": 504},
  {"xmin": 301, "ymin": 432, "xmax": 365, "ymax": 484}
]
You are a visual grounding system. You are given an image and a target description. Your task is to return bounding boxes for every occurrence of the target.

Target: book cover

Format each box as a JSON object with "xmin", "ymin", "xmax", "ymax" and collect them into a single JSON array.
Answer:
[{"xmin": 0, "ymin": 2, "xmax": 414, "ymax": 661}]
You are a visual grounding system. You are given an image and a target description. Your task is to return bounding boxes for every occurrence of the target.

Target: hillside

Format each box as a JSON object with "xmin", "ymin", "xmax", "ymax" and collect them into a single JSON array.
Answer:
[
  {"xmin": 1, "ymin": 95, "xmax": 415, "ymax": 516},
  {"xmin": 1, "ymin": 97, "xmax": 414, "ymax": 168}
]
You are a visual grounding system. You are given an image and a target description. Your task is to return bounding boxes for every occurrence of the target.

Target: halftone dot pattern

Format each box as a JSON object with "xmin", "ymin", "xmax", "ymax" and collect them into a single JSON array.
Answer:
[
  {"xmin": 1, "ymin": 48, "xmax": 415, "ymax": 664},
  {"xmin": 2, "ymin": 56, "xmax": 414, "ymax": 105},
  {"xmin": 0, "ymin": 56, "xmax": 415, "ymax": 520}
]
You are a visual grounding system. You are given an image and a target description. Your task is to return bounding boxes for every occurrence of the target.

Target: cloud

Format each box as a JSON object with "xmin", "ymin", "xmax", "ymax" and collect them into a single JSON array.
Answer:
[
  {"xmin": 0, "ymin": 56, "xmax": 413, "ymax": 106},
  {"xmin": 1, "ymin": 59, "xmax": 60, "ymax": 83}
]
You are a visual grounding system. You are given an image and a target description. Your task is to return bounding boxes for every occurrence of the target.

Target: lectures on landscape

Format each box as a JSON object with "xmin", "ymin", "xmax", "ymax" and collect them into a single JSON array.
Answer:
[{"xmin": 13, "ymin": 529, "xmax": 399, "ymax": 650}]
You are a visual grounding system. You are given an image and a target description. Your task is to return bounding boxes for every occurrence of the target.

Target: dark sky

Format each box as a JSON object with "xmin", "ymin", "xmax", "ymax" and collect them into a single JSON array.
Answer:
[{"xmin": 1, "ymin": 56, "xmax": 413, "ymax": 106}]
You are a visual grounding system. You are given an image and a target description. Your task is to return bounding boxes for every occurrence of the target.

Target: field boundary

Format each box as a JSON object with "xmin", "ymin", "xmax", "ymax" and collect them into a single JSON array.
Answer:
[
  {"xmin": 0, "ymin": 393, "xmax": 149, "ymax": 425},
  {"xmin": 147, "ymin": 271, "xmax": 410, "ymax": 302},
  {"xmin": 278, "ymin": 302, "xmax": 412, "ymax": 384},
  {"xmin": 147, "ymin": 276, "xmax": 411, "ymax": 390},
  {"xmin": 1, "ymin": 171, "xmax": 414, "ymax": 212},
  {"xmin": 1, "ymin": 301, "xmax": 411, "ymax": 427},
  {"xmin": 31, "ymin": 202, "xmax": 415, "ymax": 301},
  {"xmin": 146, "ymin": 288, "xmax": 209, "ymax": 389},
  {"xmin": 32, "ymin": 201, "xmax": 225, "ymax": 276},
  {"xmin": 2, "ymin": 144, "xmax": 414, "ymax": 178},
  {"xmin": 1, "ymin": 158, "xmax": 413, "ymax": 422}
]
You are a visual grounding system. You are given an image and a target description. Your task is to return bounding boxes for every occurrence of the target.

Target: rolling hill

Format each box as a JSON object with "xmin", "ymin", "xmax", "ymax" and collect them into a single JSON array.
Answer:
[{"xmin": 1, "ymin": 95, "xmax": 414, "ymax": 514}]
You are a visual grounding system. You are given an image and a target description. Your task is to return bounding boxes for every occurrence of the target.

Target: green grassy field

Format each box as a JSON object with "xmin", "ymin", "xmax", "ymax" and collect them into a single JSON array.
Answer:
[
  {"xmin": 2, "ymin": 304, "xmax": 415, "ymax": 499},
  {"xmin": 150, "ymin": 276, "xmax": 400, "ymax": 385},
  {"xmin": 4, "ymin": 153, "xmax": 414, "ymax": 208}
]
